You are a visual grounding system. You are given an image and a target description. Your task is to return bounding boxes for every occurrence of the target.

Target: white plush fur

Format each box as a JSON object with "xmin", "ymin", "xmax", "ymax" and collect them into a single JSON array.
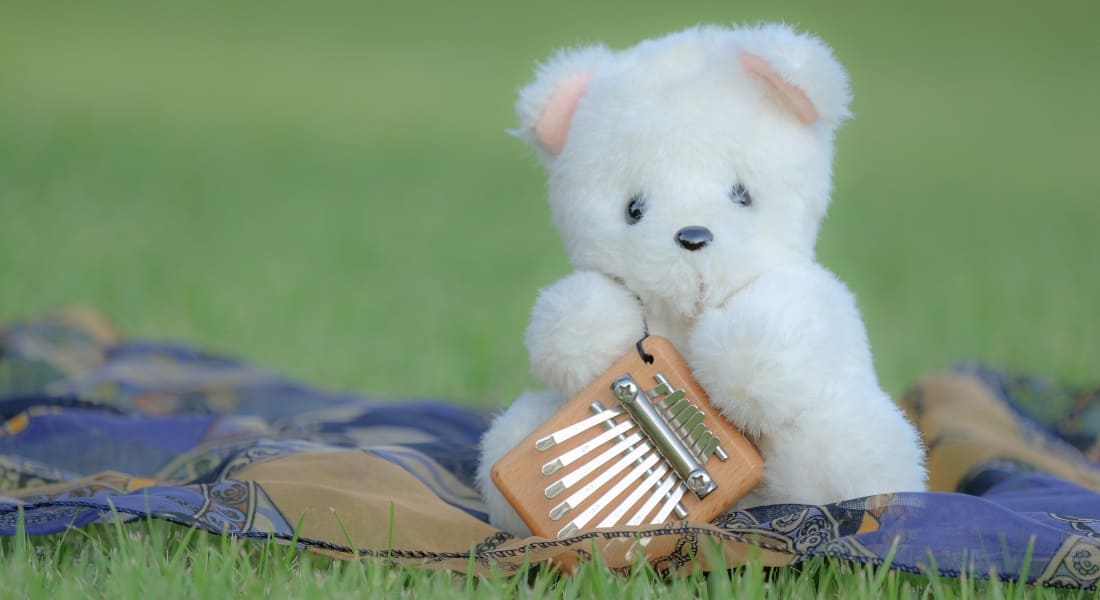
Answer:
[{"xmin": 477, "ymin": 23, "xmax": 926, "ymax": 536}]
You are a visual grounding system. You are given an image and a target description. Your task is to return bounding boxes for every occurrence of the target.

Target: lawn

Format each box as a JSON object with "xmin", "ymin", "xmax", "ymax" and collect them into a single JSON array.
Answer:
[{"xmin": 1, "ymin": 0, "xmax": 1098, "ymax": 596}]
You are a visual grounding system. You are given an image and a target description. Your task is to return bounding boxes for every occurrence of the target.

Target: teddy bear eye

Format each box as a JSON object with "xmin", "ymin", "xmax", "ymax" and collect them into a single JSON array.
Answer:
[
  {"xmin": 730, "ymin": 183, "xmax": 753, "ymax": 207},
  {"xmin": 625, "ymin": 194, "xmax": 647, "ymax": 225}
]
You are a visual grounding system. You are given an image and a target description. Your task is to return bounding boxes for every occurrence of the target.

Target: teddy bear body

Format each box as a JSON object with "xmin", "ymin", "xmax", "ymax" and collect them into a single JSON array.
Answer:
[{"xmin": 477, "ymin": 24, "xmax": 926, "ymax": 537}]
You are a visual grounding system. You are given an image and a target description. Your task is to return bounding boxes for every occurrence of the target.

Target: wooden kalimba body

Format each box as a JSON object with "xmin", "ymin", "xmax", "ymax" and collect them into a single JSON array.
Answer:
[{"xmin": 492, "ymin": 336, "xmax": 763, "ymax": 539}]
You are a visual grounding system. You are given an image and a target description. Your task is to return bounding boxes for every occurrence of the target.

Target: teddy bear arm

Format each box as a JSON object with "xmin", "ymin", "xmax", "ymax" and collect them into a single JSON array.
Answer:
[
  {"xmin": 691, "ymin": 269, "xmax": 927, "ymax": 501},
  {"xmin": 525, "ymin": 271, "xmax": 646, "ymax": 397},
  {"xmin": 688, "ymin": 266, "xmax": 881, "ymax": 435}
]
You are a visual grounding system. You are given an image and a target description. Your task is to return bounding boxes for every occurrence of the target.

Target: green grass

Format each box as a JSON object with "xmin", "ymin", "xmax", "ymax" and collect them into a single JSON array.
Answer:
[
  {"xmin": 1, "ymin": 0, "xmax": 1098, "ymax": 596},
  {"xmin": 2, "ymin": 520, "xmax": 1093, "ymax": 599}
]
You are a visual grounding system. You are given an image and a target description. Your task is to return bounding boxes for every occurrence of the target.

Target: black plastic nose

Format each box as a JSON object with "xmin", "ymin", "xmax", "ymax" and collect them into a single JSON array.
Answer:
[{"xmin": 675, "ymin": 226, "xmax": 713, "ymax": 251}]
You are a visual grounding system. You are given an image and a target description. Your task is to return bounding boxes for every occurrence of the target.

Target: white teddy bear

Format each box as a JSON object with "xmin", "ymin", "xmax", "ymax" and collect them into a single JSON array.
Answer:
[{"xmin": 478, "ymin": 23, "xmax": 927, "ymax": 537}]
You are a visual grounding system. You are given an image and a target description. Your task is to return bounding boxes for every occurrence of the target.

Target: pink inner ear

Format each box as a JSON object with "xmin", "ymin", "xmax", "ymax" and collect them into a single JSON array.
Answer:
[
  {"xmin": 740, "ymin": 52, "xmax": 818, "ymax": 126},
  {"xmin": 535, "ymin": 72, "xmax": 592, "ymax": 155}
]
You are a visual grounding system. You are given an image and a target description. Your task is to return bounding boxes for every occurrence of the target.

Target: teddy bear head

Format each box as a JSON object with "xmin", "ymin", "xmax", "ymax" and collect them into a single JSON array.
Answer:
[{"xmin": 514, "ymin": 24, "xmax": 852, "ymax": 322}]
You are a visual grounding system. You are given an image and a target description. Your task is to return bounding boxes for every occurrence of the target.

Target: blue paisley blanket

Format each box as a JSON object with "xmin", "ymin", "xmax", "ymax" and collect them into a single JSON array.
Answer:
[{"xmin": 2, "ymin": 309, "xmax": 1100, "ymax": 588}]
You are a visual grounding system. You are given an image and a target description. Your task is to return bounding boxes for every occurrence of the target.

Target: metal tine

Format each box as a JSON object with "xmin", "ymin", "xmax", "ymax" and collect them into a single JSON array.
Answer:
[
  {"xmin": 597, "ymin": 462, "xmax": 672, "ymax": 528},
  {"xmin": 665, "ymin": 402, "xmax": 701, "ymax": 450},
  {"xmin": 700, "ymin": 436, "xmax": 721, "ymax": 461},
  {"xmin": 556, "ymin": 523, "xmax": 579, "ymax": 539},
  {"xmin": 544, "ymin": 432, "xmax": 645, "ymax": 499},
  {"xmin": 687, "ymin": 422, "xmax": 709, "ymax": 449},
  {"xmin": 679, "ymin": 410, "xmax": 705, "ymax": 436},
  {"xmin": 626, "ymin": 475, "xmax": 679, "ymax": 526},
  {"xmin": 613, "ymin": 374, "xmax": 717, "ymax": 500},
  {"xmin": 541, "ymin": 419, "xmax": 635, "ymax": 475},
  {"xmin": 676, "ymin": 411, "xmax": 729, "ymax": 462},
  {"xmin": 588, "ymin": 402, "xmax": 688, "ymax": 519},
  {"xmin": 688, "ymin": 421, "xmax": 709, "ymax": 441},
  {"xmin": 558, "ymin": 451, "xmax": 663, "ymax": 537},
  {"xmin": 691, "ymin": 430, "xmax": 713, "ymax": 457},
  {"xmin": 660, "ymin": 389, "xmax": 686, "ymax": 408},
  {"xmin": 651, "ymin": 483, "xmax": 689, "ymax": 524},
  {"xmin": 649, "ymin": 377, "xmax": 732, "ymax": 464},
  {"xmin": 549, "ymin": 443, "xmax": 651, "ymax": 523},
  {"xmin": 664, "ymin": 402, "xmax": 699, "ymax": 440},
  {"xmin": 666, "ymin": 398, "xmax": 694, "ymax": 424},
  {"xmin": 648, "ymin": 373, "xmax": 674, "ymax": 398},
  {"xmin": 536, "ymin": 406, "xmax": 624, "ymax": 451},
  {"xmin": 664, "ymin": 405, "xmax": 694, "ymax": 445}
]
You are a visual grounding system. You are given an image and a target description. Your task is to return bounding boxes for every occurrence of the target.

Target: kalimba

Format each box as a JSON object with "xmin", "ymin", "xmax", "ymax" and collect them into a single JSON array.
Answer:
[{"xmin": 492, "ymin": 336, "xmax": 763, "ymax": 539}]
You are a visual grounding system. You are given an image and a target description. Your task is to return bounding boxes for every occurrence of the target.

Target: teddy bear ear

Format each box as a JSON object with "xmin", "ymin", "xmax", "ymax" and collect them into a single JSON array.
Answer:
[
  {"xmin": 513, "ymin": 45, "xmax": 614, "ymax": 159},
  {"xmin": 736, "ymin": 23, "xmax": 852, "ymax": 129}
]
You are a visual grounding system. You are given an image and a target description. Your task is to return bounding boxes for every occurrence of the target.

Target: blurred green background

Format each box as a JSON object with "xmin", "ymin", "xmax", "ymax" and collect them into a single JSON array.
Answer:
[{"xmin": 1, "ymin": 0, "xmax": 1097, "ymax": 407}]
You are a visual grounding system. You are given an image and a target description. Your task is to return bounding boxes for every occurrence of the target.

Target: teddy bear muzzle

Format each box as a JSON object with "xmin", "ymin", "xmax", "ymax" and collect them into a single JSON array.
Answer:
[{"xmin": 675, "ymin": 226, "xmax": 714, "ymax": 251}]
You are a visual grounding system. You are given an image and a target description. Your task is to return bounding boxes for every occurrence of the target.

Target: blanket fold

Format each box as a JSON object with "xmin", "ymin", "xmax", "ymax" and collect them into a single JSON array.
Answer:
[{"xmin": 2, "ymin": 309, "xmax": 1099, "ymax": 588}]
